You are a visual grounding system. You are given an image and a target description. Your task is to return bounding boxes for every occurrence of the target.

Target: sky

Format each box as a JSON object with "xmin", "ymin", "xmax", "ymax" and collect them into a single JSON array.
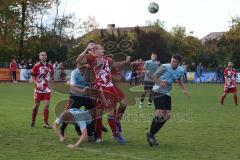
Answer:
[{"xmin": 58, "ymin": 0, "xmax": 240, "ymax": 38}]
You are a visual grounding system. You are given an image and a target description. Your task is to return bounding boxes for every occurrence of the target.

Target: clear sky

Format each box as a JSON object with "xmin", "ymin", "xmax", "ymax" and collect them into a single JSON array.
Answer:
[{"xmin": 58, "ymin": 0, "xmax": 240, "ymax": 38}]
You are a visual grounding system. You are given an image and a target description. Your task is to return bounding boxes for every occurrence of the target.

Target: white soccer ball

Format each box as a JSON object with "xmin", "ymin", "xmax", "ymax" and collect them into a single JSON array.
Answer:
[{"xmin": 148, "ymin": 2, "xmax": 159, "ymax": 14}]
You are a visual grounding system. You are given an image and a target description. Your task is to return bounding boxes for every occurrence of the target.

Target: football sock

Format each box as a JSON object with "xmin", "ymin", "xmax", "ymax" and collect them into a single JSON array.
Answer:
[
  {"xmin": 234, "ymin": 95, "xmax": 238, "ymax": 105},
  {"xmin": 150, "ymin": 116, "xmax": 167, "ymax": 136},
  {"xmin": 108, "ymin": 115, "xmax": 118, "ymax": 136},
  {"xmin": 32, "ymin": 108, "xmax": 38, "ymax": 123},
  {"xmin": 43, "ymin": 108, "xmax": 49, "ymax": 124},
  {"xmin": 221, "ymin": 95, "xmax": 226, "ymax": 105},
  {"xmin": 95, "ymin": 118, "xmax": 103, "ymax": 139}
]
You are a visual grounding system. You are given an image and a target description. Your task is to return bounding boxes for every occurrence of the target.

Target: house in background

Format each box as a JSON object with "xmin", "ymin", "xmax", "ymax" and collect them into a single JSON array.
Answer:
[{"xmin": 201, "ymin": 32, "xmax": 225, "ymax": 44}]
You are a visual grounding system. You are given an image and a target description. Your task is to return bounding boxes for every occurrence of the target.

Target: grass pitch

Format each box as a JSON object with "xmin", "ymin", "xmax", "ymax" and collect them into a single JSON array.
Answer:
[{"xmin": 0, "ymin": 83, "xmax": 240, "ymax": 160}]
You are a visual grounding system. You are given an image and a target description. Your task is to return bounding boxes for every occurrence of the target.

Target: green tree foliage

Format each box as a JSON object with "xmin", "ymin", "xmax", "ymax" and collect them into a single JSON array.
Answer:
[
  {"xmin": 170, "ymin": 25, "xmax": 203, "ymax": 64},
  {"xmin": 202, "ymin": 17, "xmax": 240, "ymax": 68}
]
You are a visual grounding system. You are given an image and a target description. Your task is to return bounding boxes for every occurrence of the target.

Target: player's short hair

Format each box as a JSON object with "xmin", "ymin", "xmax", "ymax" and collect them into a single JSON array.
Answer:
[
  {"xmin": 172, "ymin": 54, "xmax": 183, "ymax": 63},
  {"xmin": 87, "ymin": 40, "xmax": 96, "ymax": 44},
  {"xmin": 151, "ymin": 52, "xmax": 157, "ymax": 55},
  {"xmin": 39, "ymin": 51, "xmax": 47, "ymax": 56},
  {"xmin": 61, "ymin": 111, "xmax": 74, "ymax": 123}
]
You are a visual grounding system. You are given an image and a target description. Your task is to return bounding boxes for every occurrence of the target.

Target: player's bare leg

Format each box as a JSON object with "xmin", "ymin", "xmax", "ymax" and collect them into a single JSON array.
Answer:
[
  {"xmin": 43, "ymin": 100, "xmax": 51, "ymax": 129},
  {"xmin": 95, "ymin": 107, "xmax": 104, "ymax": 143},
  {"xmin": 220, "ymin": 92, "xmax": 227, "ymax": 105},
  {"xmin": 31, "ymin": 101, "xmax": 40, "ymax": 127},
  {"xmin": 233, "ymin": 93, "xmax": 238, "ymax": 106},
  {"xmin": 115, "ymin": 98, "xmax": 127, "ymax": 132}
]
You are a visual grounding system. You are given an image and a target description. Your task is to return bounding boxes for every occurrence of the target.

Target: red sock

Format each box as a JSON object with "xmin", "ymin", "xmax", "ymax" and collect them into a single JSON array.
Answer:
[
  {"xmin": 95, "ymin": 118, "xmax": 103, "ymax": 139},
  {"xmin": 116, "ymin": 107, "xmax": 126, "ymax": 121},
  {"xmin": 234, "ymin": 95, "xmax": 238, "ymax": 105},
  {"xmin": 221, "ymin": 95, "xmax": 226, "ymax": 105},
  {"xmin": 43, "ymin": 108, "xmax": 49, "ymax": 124},
  {"xmin": 108, "ymin": 116, "xmax": 118, "ymax": 136},
  {"xmin": 32, "ymin": 109, "xmax": 38, "ymax": 123}
]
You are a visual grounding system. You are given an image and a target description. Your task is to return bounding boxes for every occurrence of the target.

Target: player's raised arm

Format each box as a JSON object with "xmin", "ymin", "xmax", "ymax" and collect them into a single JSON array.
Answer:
[
  {"xmin": 112, "ymin": 56, "xmax": 131, "ymax": 68},
  {"xmin": 76, "ymin": 42, "xmax": 96, "ymax": 63}
]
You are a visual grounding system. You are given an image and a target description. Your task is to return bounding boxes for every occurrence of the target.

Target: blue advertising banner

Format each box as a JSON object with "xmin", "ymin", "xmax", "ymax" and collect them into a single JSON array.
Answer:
[{"xmin": 195, "ymin": 72, "xmax": 216, "ymax": 83}]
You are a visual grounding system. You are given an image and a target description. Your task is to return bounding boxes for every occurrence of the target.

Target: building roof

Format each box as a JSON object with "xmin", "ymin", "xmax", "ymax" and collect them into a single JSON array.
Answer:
[
  {"xmin": 79, "ymin": 25, "xmax": 155, "ymax": 40},
  {"xmin": 201, "ymin": 32, "xmax": 225, "ymax": 43}
]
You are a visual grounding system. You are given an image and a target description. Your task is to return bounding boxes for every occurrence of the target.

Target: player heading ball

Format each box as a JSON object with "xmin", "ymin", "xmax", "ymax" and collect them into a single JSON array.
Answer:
[{"xmin": 146, "ymin": 54, "xmax": 190, "ymax": 146}]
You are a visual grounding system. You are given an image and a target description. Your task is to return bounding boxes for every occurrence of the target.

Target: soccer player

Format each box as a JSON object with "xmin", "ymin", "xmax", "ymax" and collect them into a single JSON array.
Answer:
[
  {"xmin": 146, "ymin": 54, "xmax": 189, "ymax": 146},
  {"xmin": 53, "ymin": 108, "xmax": 92, "ymax": 148},
  {"xmin": 76, "ymin": 44, "xmax": 130, "ymax": 143},
  {"xmin": 139, "ymin": 52, "xmax": 159, "ymax": 108},
  {"xmin": 220, "ymin": 62, "xmax": 238, "ymax": 106},
  {"xmin": 60, "ymin": 62, "xmax": 95, "ymax": 141},
  {"xmin": 30, "ymin": 51, "xmax": 54, "ymax": 128}
]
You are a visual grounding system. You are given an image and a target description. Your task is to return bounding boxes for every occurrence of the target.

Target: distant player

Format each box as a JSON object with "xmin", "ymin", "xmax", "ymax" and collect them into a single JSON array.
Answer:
[
  {"xmin": 220, "ymin": 62, "xmax": 238, "ymax": 106},
  {"xmin": 146, "ymin": 54, "xmax": 189, "ymax": 146},
  {"xmin": 30, "ymin": 51, "xmax": 54, "ymax": 128},
  {"xmin": 53, "ymin": 108, "xmax": 92, "ymax": 148},
  {"xmin": 139, "ymin": 52, "xmax": 159, "ymax": 108}
]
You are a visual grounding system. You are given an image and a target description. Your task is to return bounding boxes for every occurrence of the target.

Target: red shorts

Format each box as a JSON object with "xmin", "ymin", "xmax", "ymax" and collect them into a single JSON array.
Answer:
[
  {"xmin": 114, "ymin": 85, "xmax": 125, "ymax": 101},
  {"xmin": 34, "ymin": 92, "xmax": 51, "ymax": 101},
  {"xmin": 224, "ymin": 87, "xmax": 237, "ymax": 93},
  {"xmin": 95, "ymin": 85, "xmax": 122, "ymax": 111}
]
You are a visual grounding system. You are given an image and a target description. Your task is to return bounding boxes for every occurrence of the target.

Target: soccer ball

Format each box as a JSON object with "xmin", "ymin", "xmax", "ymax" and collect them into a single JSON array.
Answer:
[{"xmin": 148, "ymin": 2, "xmax": 159, "ymax": 14}]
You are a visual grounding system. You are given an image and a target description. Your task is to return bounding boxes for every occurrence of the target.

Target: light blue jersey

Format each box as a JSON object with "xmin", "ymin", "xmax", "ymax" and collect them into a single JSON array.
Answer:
[
  {"xmin": 56, "ymin": 108, "xmax": 92, "ymax": 131},
  {"xmin": 152, "ymin": 64, "xmax": 185, "ymax": 95},
  {"xmin": 144, "ymin": 60, "xmax": 159, "ymax": 82},
  {"xmin": 70, "ymin": 68, "xmax": 88, "ymax": 96}
]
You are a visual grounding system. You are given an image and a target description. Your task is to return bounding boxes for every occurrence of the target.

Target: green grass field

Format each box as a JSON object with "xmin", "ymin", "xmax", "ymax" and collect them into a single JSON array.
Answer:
[{"xmin": 1, "ymin": 83, "xmax": 240, "ymax": 160}]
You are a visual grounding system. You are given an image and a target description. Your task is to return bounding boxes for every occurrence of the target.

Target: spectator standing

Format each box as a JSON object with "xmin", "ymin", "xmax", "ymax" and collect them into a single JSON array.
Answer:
[
  {"xmin": 10, "ymin": 57, "xmax": 17, "ymax": 82},
  {"xmin": 190, "ymin": 62, "xmax": 196, "ymax": 72},
  {"xmin": 196, "ymin": 62, "xmax": 204, "ymax": 83},
  {"xmin": 182, "ymin": 62, "xmax": 188, "ymax": 83}
]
